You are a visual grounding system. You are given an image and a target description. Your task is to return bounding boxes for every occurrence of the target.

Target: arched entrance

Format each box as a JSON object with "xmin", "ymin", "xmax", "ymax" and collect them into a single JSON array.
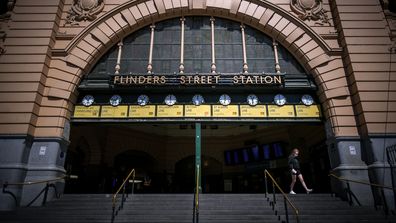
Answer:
[{"xmin": 63, "ymin": 1, "xmax": 344, "ymax": 196}]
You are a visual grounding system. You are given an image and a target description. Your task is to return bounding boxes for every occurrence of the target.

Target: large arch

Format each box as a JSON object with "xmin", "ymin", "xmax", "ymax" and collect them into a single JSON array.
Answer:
[
  {"xmin": 53, "ymin": 0, "xmax": 368, "ymax": 203},
  {"xmin": 52, "ymin": 0, "xmax": 355, "ymax": 138}
]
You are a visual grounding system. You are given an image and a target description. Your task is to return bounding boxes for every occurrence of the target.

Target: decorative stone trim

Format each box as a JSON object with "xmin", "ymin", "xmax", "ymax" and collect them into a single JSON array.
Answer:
[
  {"xmin": 65, "ymin": 0, "xmax": 105, "ymax": 25},
  {"xmin": 290, "ymin": 0, "xmax": 330, "ymax": 25}
]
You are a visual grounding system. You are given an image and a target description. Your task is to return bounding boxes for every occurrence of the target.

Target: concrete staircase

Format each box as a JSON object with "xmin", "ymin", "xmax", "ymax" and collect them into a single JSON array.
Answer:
[
  {"xmin": 273, "ymin": 193, "xmax": 396, "ymax": 223},
  {"xmin": 0, "ymin": 193, "xmax": 395, "ymax": 223}
]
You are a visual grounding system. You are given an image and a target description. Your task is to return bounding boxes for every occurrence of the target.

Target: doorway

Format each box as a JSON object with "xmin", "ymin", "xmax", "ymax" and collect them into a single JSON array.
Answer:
[{"xmin": 65, "ymin": 123, "xmax": 330, "ymax": 193}]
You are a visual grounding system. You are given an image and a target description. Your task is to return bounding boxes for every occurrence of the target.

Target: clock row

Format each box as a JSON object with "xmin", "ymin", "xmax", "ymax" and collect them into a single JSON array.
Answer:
[{"xmin": 81, "ymin": 94, "xmax": 314, "ymax": 107}]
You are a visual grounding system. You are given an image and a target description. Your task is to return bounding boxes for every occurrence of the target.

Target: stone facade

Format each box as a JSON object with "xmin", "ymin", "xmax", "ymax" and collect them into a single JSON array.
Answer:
[{"xmin": 0, "ymin": 0, "xmax": 395, "ymax": 211}]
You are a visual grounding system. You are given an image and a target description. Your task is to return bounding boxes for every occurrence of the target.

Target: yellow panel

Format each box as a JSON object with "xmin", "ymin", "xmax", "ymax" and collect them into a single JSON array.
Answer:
[
  {"xmin": 212, "ymin": 105, "xmax": 239, "ymax": 117},
  {"xmin": 73, "ymin": 106, "xmax": 100, "ymax": 118},
  {"xmin": 100, "ymin": 106, "xmax": 128, "ymax": 118},
  {"xmin": 185, "ymin": 105, "xmax": 211, "ymax": 117},
  {"xmin": 157, "ymin": 105, "xmax": 184, "ymax": 117},
  {"xmin": 129, "ymin": 105, "xmax": 156, "ymax": 118},
  {"xmin": 267, "ymin": 105, "xmax": 295, "ymax": 117},
  {"xmin": 240, "ymin": 105, "xmax": 267, "ymax": 117},
  {"xmin": 295, "ymin": 105, "xmax": 321, "ymax": 118}
]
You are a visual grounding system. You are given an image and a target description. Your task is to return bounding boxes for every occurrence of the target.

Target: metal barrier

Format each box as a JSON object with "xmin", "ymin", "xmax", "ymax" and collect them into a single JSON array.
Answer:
[
  {"xmin": 111, "ymin": 169, "xmax": 136, "ymax": 223},
  {"xmin": 386, "ymin": 144, "xmax": 396, "ymax": 212},
  {"xmin": 329, "ymin": 173, "xmax": 394, "ymax": 215},
  {"xmin": 264, "ymin": 169, "xmax": 300, "ymax": 223},
  {"xmin": 2, "ymin": 175, "xmax": 78, "ymax": 207}
]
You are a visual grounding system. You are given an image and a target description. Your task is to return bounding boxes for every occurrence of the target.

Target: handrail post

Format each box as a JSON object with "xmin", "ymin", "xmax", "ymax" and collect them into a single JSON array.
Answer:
[
  {"xmin": 264, "ymin": 170, "xmax": 268, "ymax": 198},
  {"xmin": 380, "ymin": 188, "xmax": 389, "ymax": 215},
  {"xmin": 42, "ymin": 183, "xmax": 49, "ymax": 206},
  {"xmin": 120, "ymin": 183, "xmax": 126, "ymax": 210},
  {"xmin": 346, "ymin": 182, "xmax": 353, "ymax": 206},
  {"xmin": 111, "ymin": 204, "xmax": 115, "ymax": 223},
  {"xmin": 284, "ymin": 197, "xmax": 289, "ymax": 223},
  {"xmin": 272, "ymin": 182, "xmax": 276, "ymax": 205}
]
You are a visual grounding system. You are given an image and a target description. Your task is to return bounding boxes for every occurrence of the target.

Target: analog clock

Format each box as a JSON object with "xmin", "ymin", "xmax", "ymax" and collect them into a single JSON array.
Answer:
[
  {"xmin": 192, "ymin": 94, "xmax": 205, "ymax": 106},
  {"xmin": 137, "ymin": 95, "xmax": 149, "ymax": 106},
  {"xmin": 164, "ymin": 94, "xmax": 177, "ymax": 106},
  {"xmin": 82, "ymin": 95, "xmax": 94, "ymax": 107},
  {"xmin": 274, "ymin": 94, "xmax": 286, "ymax": 106},
  {"xmin": 301, "ymin": 94, "xmax": 314, "ymax": 106},
  {"xmin": 109, "ymin": 95, "xmax": 122, "ymax": 106},
  {"xmin": 219, "ymin": 94, "xmax": 231, "ymax": 106},
  {"xmin": 247, "ymin": 94, "xmax": 258, "ymax": 106}
]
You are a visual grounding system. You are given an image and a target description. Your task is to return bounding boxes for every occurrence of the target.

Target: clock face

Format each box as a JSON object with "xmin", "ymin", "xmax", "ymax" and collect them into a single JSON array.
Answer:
[
  {"xmin": 109, "ymin": 95, "xmax": 122, "ymax": 106},
  {"xmin": 137, "ymin": 95, "xmax": 149, "ymax": 106},
  {"xmin": 164, "ymin": 94, "xmax": 177, "ymax": 106},
  {"xmin": 192, "ymin": 94, "xmax": 204, "ymax": 106},
  {"xmin": 274, "ymin": 94, "xmax": 286, "ymax": 106},
  {"xmin": 219, "ymin": 94, "xmax": 231, "ymax": 106},
  {"xmin": 247, "ymin": 94, "xmax": 258, "ymax": 106},
  {"xmin": 82, "ymin": 95, "xmax": 94, "ymax": 107},
  {"xmin": 301, "ymin": 94, "xmax": 314, "ymax": 106}
]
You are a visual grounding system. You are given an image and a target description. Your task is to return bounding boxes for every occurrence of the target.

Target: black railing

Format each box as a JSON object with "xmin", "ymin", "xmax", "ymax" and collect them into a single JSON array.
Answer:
[
  {"xmin": 386, "ymin": 143, "xmax": 396, "ymax": 211},
  {"xmin": 111, "ymin": 169, "xmax": 136, "ymax": 223},
  {"xmin": 2, "ymin": 175, "xmax": 78, "ymax": 207},
  {"xmin": 193, "ymin": 165, "xmax": 200, "ymax": 223},
  {"xmin": 264, "ymin": 169, "xmax": 300, "ymax": 223},
  {"xmin": 329, "ymin": 173, "xmax": 394, "ymax": 215}
]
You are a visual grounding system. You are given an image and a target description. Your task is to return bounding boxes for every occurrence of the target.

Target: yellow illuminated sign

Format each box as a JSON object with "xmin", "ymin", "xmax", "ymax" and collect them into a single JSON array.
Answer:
[
  {"xmin": 268, "ymin": 105, "xmax": 295, "ymax": 117},
  {"xmin": 73, "ymin": 106, "xmax": 100, "ymax": 118},
  {"xmin": 129, "ymin": 105, "xmax": 156, "ymax": 118},
  {"xmin": 185, "ymin": 105, "xmax": 211, "ymax": 117},
  {"xmin": 100, "ymin": 106, "xmax": 128, "ymax": 118},
  {"xmin": 240, "ymin": 105, "xmax": 267, "ymax": 117},
  {"xmin": 157, "ymin": 105, "xmax": 183, "ymax": 117},
  {"xmin": 212, "ymin": 105, "xmax": 239, "ymax": 117},
  {"xmin": 295, "ymin": 105, "xmax": 321, "ymax": 118}
]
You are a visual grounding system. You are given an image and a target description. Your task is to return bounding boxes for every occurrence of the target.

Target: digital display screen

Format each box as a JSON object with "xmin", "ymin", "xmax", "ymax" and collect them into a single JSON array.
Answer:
[{"xmin": 224, "ymin": 142, "xmax": 285, "ymax": 166}]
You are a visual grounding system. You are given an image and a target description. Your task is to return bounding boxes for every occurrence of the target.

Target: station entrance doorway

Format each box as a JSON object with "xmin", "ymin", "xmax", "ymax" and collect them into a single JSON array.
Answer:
[{"xmin": 65, "ymin": 122, "xmax": 330, "ymax": 194}]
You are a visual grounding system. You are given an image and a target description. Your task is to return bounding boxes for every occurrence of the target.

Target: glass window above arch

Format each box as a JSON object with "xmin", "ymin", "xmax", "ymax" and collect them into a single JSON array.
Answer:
[{"xmin": 87, "ymin": 16, "xmax": 306, "ymax": 76}]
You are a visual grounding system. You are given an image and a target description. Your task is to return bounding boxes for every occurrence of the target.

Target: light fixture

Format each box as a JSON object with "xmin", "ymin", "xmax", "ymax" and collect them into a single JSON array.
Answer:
[
  {"xmin": 164, "ymin": 94, "xmax": 177, "ymax": 106},
  {"xmin": 274, "ymin": 94, "xmax": 286, "ymax": 106},
  {"xmin": 82, "ymin": 95, "xmax": 94, "ymax": 107},
  {"xmin": 109, "ymin": 95, "xmax": 122, "ymax": 106},
  {"xmin": 301, "ymin": 94, "xmax": 314, "ymax": 106},
  {"xmin": 137, "ymin": 95, "xmax": 149, "ymax": 106}
]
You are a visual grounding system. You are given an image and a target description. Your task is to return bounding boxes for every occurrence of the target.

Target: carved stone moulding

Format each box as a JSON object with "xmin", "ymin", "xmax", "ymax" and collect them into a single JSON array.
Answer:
[
  {"xmin": 290, "ymin": 0, "xmax": 330, "ymax": 25},
  {"xmin": 65, "ymin": 0, "xmax": 105, "ymax": 25}
]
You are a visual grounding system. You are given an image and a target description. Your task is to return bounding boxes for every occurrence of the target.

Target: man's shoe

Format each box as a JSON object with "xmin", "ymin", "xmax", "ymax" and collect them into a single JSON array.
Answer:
[{"xmin": 289, "ymin": 191, "xmax": 296, "ymax": 195}]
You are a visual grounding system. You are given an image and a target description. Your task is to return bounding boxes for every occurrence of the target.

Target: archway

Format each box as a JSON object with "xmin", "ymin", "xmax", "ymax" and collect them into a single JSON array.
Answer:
[{"xmin": 63, "ymin": 0, "xmax": 356, "ymax": 197}]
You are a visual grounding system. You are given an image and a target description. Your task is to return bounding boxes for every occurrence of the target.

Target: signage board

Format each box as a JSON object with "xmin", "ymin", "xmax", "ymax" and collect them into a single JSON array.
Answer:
[
  {"xmin": 185, "ymin": 105, "xmax": 211, "ymax": 117},
  {"xmin": 212, "ymin": 105, "xmax": 239, "ymax": 117},
  {"xmin": 157, "ymin": 105, "xmax": 184, "ymax": 117},
  {"xmin": 101, "ymin": 106, "xmax": 128, "ymax": 118},
  {"xmin": 240, "ymin": 105, "xmax": 267, "ymax": 117},
  {"xmin": 73, "ymin": 106, "xmax": 100, "ymax": 118},
  {"xmin": 267, "ymin": 105, "xmax": 295, "ymax": 118},
  {"xmin": 295, "ymin": 105, "xmax": 321, "ymax": 118},
  {"xmin": 129, "ymin": 105, "xmax": 156, "ymax": 118}
]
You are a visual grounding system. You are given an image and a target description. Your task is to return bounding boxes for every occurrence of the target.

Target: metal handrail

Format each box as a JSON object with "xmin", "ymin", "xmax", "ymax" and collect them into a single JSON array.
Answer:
[
  {"xmin": 264, "ymin": 169, "xmax": 300, "ymax": 223},
  {"xmin": 329, "ymin": 173, "xmax": 393, "ymax": 190},
  {"xmin": 329, "ymin": 173, "xmax": 394, "ymax": 214},
  {"xmin": 193, "ymin": 165, "xmax": 200, "ymax": 223},
  {"xmin": 111, "ymin": 169, "xmax": 136, "ymax": 223},
  {"xmin": 2, "ymin": 174, "xmax": 78, "ymax": 207}
]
